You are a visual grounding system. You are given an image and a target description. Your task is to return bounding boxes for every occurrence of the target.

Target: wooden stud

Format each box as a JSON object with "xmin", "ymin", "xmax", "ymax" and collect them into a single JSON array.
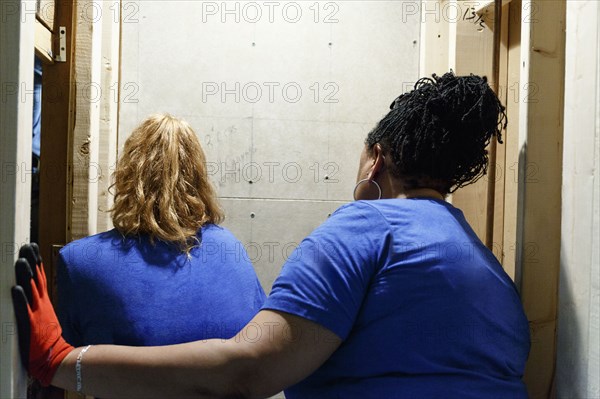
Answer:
[
  {"xmin": 38, "ymin": 0, "xmax": 75, "ymax": 303},
  {"xmin": 517, "ymin": 1, "xmax": 566, "ymax": 397},
  {"xmin": 451, "ymin": 0, "xmax": 495, "ymax": 242},
  {"xmin": 69, "ymin": 0, "xmax": 103, "ymax": 240},
  {"xmin": 96, "ymin": 0, "xmax": 121, "ymax": 232},
  {"xmin": 501, "ymin": 0, "xmax": 522, "ymax": 280}
]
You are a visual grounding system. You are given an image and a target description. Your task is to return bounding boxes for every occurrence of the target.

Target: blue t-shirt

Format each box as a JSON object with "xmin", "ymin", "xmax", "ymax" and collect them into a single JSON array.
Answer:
[
  {"xmin": 263, "ymin": 199, "xmax": 530, "ymax": 399},
  {"xmin": 57, "ymin": 224, "xmax": 266, "ymax": 346}
]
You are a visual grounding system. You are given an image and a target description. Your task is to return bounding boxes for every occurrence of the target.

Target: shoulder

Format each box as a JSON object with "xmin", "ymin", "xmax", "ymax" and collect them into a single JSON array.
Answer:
[
  {"xmin": 328, "ymin": 201, "xmax": 388, "ymax": 223},
  {"xmin": 58, "ymin": 229, "xmax": 123, "ymax": 269},
  {"xmin": 317, "ymin": 201, "xmax": 391, "ymax": 236},
  {"xmin": 194, "ymin": 224, "xmax": 250, "ymax": 264},
  {"xmin": 297, "ymin": 201, "xmax": 394, "ymax": 264},
  {"xmin": 342, "ymin": 198, "xmax": 462, "ymax": 227},
  {"xmin": 199, "ymin": 224, "xmax": 241, "ymax": 244}
]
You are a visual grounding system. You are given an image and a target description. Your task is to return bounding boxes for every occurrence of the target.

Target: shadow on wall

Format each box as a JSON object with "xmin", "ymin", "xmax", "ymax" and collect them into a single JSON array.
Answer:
[{"xmin": 556, "ymin": 241, "xmax": 586, "ymax": 398}]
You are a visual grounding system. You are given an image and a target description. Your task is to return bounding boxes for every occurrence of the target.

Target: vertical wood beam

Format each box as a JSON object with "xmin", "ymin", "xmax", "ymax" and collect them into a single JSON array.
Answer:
[
  {"xmin": 39, "ymin": 0, "xmax": 75, "ymax": 301},
  {"xmin": 452, "ymin": 1, "xmax": 495, "ymax": 242},
  {"xmin": 518, "ymin": 1, "xmax": 566, "ymax": 397},
  {"xmin": 419, "ymin": 0, "xmax": 453, "ymax": 77},
  {"xmin": 493, "ymin": 2, "xmax": 510, "ymax": 267},
  {"xmin": 0, "ymin": 1, "xmax": 35, "ymax": 397},
  {"xmin": 96, "ymin": 0, "xmax": 120, "ymax": 232},
  {"xmin": 501, "ymin": 0, "xmax": 522, "ymax": 280},
  {"xmin": 485, "ymin": 0, "xmax": 502, "ymax": 250},
  {"xmin": 69, "ymin": 0, "xmax": 103, "ymax": 240}
]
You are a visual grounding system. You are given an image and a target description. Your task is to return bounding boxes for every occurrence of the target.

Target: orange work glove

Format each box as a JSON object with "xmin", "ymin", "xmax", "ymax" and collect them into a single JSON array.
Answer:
[{"xmin": 12, "ymin": 243, "xmax": 74, "ymax": 386}]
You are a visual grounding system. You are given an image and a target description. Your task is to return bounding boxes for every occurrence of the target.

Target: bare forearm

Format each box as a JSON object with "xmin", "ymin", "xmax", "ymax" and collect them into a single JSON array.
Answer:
[
  {"xmin": 49, "ymin": 311, "xmax": 340, "ymax": 399},
  {"xmin": 52, "ymin": 340, "xmax": 250, "ymax": 399}
]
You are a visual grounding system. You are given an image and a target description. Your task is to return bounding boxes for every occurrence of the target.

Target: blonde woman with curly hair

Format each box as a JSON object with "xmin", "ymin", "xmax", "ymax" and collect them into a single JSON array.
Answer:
[{"xmin": 55, "ymin": 113, "xmax": 266, "ymax": 347}]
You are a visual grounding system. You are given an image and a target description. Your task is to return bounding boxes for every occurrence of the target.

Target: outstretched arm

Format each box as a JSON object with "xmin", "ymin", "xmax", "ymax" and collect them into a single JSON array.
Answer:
[
  {"xmin": 13, "ymin": 245, "xmax": 341, "ymax": 398},
  {"xmin": 54, "ymin": 310, "xmax": 340, "ymax": 398}
]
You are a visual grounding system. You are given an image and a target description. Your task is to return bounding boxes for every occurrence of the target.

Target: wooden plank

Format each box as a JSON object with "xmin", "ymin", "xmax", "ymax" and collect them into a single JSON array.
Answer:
[
  {"xmin": 35, "ymin": 18, "xmax": 53, "ymax": 63},
  {"xmin": 451, "ymin": 0, "xmax": 495, "ymax": 243},
  {"xmin": 37, "ymin": 0, "xmax": 56, "ymax": 32},
  {"xmin": 475, "ymin": 0, "xmax": 513, "ymax": 28},
  {"xmin": 491, "ymin": 3, "xmax": 510, "ymax": 263},
  {"xmin": 501, "ymin": 0, "xmax": 522, "ymax": 280},
  {"xmin": 38, "ymin": 0, "xmax": 75, "ymax": 303},
  {"xmin": 0, "ymin": 1, "xmax": 36, "ymax": 397},
  {"xmin": 69, "ymin": 0, "xmax": 103, "ymax": 240},
  {"xmin": 517, "ymin": 1, "xmax": 566, "ymax": 397},
  {"xmin": 419, "ymin": 0, "xmax": 452, "ymax": 77},
  {"xmin": 96, "ymin": 0, "xmax": 120, "ymax": 232}
]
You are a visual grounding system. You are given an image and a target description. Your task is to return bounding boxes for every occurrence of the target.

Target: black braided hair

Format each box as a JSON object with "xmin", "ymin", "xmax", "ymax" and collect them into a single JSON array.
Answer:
[{"xmin": 365, "ymin": 71, "xmax": 507, "ymax": 195}]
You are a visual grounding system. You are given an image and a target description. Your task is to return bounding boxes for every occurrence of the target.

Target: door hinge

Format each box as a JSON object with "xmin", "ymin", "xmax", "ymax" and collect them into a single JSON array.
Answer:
[{"xmin": 55, "ymin": 26, "xmax": 67, "ymax": 63}]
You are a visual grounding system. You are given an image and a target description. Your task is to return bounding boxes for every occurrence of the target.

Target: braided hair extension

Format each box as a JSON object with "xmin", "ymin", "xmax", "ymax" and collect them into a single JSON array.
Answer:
[{"xmin": 365, "ymin": 72, "xmax": 507, "ymax": 194}]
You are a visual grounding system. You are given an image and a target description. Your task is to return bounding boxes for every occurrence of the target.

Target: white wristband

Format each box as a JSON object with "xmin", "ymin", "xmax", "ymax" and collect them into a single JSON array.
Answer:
[{"xmin": 76, "ymin": 345, "xmax": 92, "ymax": 394}]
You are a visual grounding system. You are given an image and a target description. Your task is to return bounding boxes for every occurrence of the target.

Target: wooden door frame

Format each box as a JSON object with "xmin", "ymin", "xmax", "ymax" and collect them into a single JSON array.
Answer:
[{"xmin": 38, "ymin": 0, "xmax": 76, "ymax": 301}]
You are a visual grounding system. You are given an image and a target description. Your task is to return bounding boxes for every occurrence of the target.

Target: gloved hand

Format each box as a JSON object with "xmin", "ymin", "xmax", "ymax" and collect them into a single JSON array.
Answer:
[{"xmin": 12, "ymin": 243, "xmax": 74, "ymax": 386}]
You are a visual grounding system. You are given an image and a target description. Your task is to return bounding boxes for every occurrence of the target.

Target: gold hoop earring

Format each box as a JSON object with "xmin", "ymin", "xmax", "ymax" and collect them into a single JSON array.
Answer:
[{"xmin": 353, "ymin": 178, "xmax": 382, "ymax": 201}]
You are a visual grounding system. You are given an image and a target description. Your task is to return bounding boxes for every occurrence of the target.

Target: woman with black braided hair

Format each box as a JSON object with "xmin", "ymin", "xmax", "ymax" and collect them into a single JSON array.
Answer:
[{"xmin": 13, "ymin": 72, "xmax": 530, "ymax": 399}]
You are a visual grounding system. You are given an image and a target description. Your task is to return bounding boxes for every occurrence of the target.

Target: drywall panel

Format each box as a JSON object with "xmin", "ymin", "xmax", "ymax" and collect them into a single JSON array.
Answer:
[
  {"xmin": 182, "ymin": 115, "xmax": 254, "ymax": 199},
  {"xmin": 251, "ymin": 118, "xmax": 332, "ymax": 200},
  {"xmin": 556, "ymin": 1, "xmax": 600, "ymax": 398},
  {"xmin": 326, "ymin": 121, "xmax": 375, "ymax": 200},
  {"xmin": 329, "ymin": 2, "xmax": 420, "ymax": 123},
  {"xmin": 250, "ymin": 11, "xmax": 332, "ymax": 123},
  {"xmin": 221, "ymin": 198, "xmax": 346, "ymax": 293},
  {"xmin": 117, "ymin": 0, "xmax": 421, "ymax": 295}
]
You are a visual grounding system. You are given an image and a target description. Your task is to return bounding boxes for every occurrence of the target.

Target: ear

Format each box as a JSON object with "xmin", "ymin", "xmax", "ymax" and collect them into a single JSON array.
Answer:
[{"xmin": 367, "ymin": 144, "xmax": 385, "ymax": 180}]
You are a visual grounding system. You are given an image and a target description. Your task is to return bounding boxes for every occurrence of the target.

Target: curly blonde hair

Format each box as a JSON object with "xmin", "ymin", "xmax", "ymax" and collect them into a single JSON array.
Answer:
[{"xmin": 110, "ymin": 113, "xmax": 223, "ymax": 252}]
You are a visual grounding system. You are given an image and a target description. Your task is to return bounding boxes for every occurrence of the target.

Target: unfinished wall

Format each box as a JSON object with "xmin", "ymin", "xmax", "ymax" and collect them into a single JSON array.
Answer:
[
  {"xmin": 556, "ymin": 1, "xmax": 600, "ymax": 397},
  {"xmin": 0, "ymin": 1, "xmax": 35, "ymax": 397},
  {"xmin": 117, "ymin": 1, "xmax": 421, "ymax": 292}
]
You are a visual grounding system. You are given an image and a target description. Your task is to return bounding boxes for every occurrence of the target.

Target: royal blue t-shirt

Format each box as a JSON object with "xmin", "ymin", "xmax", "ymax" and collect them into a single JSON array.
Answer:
[
  {"xmin": 57, "ymin": 224, "xmax": 266, "ymax": 346},
  {"xmin": 263, "ymin": 199, "xmax": 530, "ymax": 399}
]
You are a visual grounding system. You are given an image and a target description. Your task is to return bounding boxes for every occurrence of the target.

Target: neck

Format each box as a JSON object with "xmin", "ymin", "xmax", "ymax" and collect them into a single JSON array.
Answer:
[
  {"xmin": 375, "ymin": 171, "xmax": 446, "ymax": 200},
  {"xmin": 396, "ymin": 188, "xmax": 445, "ymax": 200}
]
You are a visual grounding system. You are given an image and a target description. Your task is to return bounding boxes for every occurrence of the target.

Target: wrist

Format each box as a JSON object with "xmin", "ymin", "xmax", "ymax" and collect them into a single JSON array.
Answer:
[
  {"xmin": 50, "ymin": 344, "xmax": 79, "ymax": 390},
  {"xmin": 76, "ymin": 345, "xmax": 93, "ymax": 393},
  {"xmin": 38, "ymin": 336, "xmax": 75, "ymax": 387}
]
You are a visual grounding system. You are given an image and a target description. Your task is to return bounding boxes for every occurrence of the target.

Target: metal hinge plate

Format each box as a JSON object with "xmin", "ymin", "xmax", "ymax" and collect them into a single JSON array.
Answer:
[{"xmin": 55, "ymin": 26, "xmax": 67, "ymax": 62}]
